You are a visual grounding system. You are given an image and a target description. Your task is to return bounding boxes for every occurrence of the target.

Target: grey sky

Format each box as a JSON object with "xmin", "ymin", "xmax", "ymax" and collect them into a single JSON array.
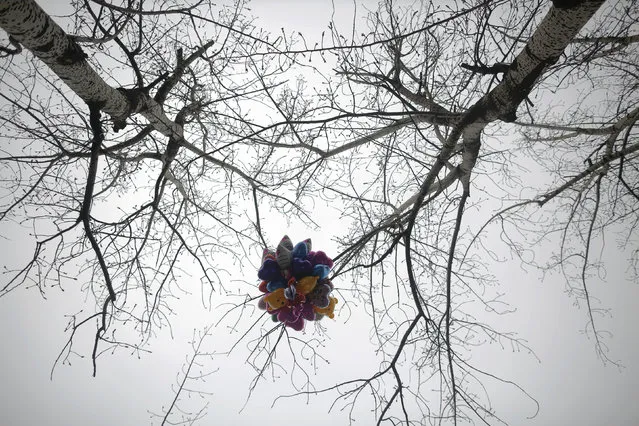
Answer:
[{"xmin": 1, "ymin": 0, "xmax": 638, "ymax": 425}]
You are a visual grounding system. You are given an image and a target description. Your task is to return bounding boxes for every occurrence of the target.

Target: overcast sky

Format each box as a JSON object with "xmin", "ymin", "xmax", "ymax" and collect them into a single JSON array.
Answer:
[{"xmin": 1, "ymin": 1, "xmax": 638, "ymax": 425}]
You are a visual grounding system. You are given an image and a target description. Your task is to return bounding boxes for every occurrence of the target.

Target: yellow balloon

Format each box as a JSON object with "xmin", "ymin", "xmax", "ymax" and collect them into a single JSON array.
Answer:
[
  {"xmin": 313, "ymin": 296, "xmax": 337, "ymax": 319},
  {"xmin": 296, "ymin": 275, "xmax": 318, "ymax": 295},
  {"xmin": 264, "ymin": 288, "xmax": 287, "ymax": 309}
]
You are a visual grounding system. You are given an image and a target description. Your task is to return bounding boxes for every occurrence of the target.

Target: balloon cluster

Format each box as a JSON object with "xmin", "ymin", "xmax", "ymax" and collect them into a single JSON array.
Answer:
[{"xmin": 257, "ymin": 236, "xmax": 338, "ymax": 331}]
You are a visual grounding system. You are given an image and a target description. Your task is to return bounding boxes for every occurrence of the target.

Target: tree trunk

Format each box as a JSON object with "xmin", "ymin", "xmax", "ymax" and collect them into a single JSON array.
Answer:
[
  {"xmin": 0, "ymin": 0, "xmax": 182, "ymax": 138},
  {"xmin": 456, "ymin": 0, "xmax": 606, "ymax": 188}
]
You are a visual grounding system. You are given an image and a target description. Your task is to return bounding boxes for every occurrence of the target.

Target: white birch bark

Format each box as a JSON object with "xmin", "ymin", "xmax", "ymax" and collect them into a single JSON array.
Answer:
[
  {"xmin": 456, "ymin": 0, "xmax": 607, "ymax": 182},
  {"xmin": 388, "ymin": 0, "xmax": 607, "ymax": 211},
  {"xmin": 0, "ymin": 0, "xmax": 183, "ymax": 139}
]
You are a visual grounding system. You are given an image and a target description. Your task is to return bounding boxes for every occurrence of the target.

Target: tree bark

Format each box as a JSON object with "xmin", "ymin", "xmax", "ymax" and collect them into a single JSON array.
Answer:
[
  {"xmin": 455, "ymin": 0, "xmax": 606, "ymax": 187},
  {"xmin": 0, "ymin": 0, "xmax": 182, "ymax": 138}
]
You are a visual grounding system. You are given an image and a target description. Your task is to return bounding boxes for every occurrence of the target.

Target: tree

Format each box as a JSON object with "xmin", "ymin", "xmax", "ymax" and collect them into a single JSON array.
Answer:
[
  {"xmin": 0, "ymin": 0, "xmax": 302, "ymax": 374},
  {"xmin": 1, "ymin": 0, "xmax": 637, "ymax": 425}
]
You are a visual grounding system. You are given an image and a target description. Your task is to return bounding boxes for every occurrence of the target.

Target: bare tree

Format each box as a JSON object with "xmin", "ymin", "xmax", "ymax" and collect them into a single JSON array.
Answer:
[
  {"xmin": 1, "ymin": 0, "xmax": 637, "ymax": 425},
  {"xmin": 150, "ymin": 325, "xmax": 217, "ymax": 426},
  {"xmin": 0, "ymin": 0, "xmax": 305, "ymax": 375},
  {"xmin": 223, "ymin": 0, "xmax": 638, "ymax": 424}
]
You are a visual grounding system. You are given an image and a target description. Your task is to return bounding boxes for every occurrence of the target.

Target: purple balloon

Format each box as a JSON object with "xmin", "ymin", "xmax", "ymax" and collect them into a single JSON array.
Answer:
[
  {"xmin": 292, "ymin": 258, "xmax": 313, "ymax": 278},
  {"xmin": 277, "ymin": 306, "xmax": 299, "ymax": 324},
  {"xmin": 258, "ymin": 258, "xmax": 281, "ymax": 281},
  {"xmin": 297, "ymin": 302, "xmax": 316, "ymax": 321},
  {"xmin": 307, "ymin": 251, "xmax": 334, "ymax": 268},
  {"xmin": 286, "ymin": 316, "xmax": 305, "ymax": 331},
  {"xmin": 307, "ymin": 281, "xmax": 332, "ymax": 309}
]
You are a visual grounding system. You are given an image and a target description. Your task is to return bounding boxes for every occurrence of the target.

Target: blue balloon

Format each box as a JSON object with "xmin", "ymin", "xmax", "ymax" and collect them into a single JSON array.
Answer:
[
  {"xmin": 313, "ymin": 264, "xmax": 330, "ymax": 280},
  {"xmin": 266, "ymin": 277, "xmax": 287, "ymax": 292},
  {"xmin": 292, "ymin": 241, "xmax": 309, "ymax": 259}
]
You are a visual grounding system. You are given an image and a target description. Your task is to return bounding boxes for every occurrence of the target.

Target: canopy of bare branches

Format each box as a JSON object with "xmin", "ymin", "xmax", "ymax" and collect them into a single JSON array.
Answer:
[{"xmin": 0, "ymin": 0, "xmax": 637, "ymax": 424}]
